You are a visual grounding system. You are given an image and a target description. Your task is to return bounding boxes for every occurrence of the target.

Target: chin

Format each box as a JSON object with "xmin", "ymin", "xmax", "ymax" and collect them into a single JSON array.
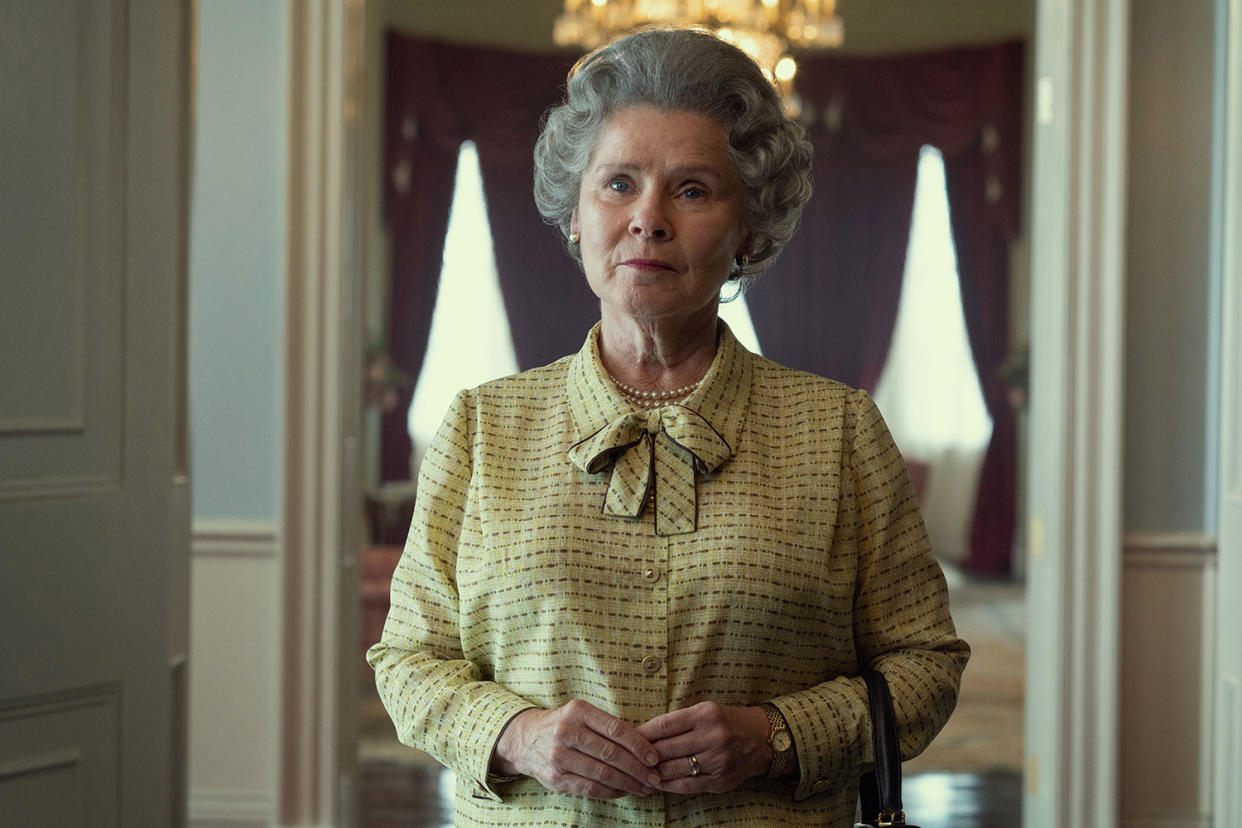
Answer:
[{"xmin": 622, "ymin": 298, "xmax": 717, "ymax": 323}]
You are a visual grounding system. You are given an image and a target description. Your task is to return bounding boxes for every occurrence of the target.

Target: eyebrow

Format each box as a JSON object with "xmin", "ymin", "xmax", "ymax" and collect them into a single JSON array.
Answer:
[{"xmin": 592, "ymin": 160, "xmax": 731, "ymax": 180}]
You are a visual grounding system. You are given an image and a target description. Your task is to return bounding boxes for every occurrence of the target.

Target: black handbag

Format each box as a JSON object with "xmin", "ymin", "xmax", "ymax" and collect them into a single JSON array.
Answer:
[{"xmin": 855, "ymin": 668, "xmax": 921, "ymax": 828}]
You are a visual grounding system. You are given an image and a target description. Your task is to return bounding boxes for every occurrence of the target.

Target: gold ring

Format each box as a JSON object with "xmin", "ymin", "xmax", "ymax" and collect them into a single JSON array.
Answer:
[{"xmin": 688, "ymin": 754, "xmax": 701, "ymax": 777}]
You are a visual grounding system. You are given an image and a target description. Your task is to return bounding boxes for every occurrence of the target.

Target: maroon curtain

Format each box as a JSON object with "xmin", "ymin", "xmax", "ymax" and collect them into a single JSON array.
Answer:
[
  {"xmin": 479, "ymin": 157, "xmax": 600, "ymax": 371},
  {"xmin": 381, "ymin": 33, "xmax": 597, "ymax": 480},
  {"xmin": 380, "ymin": 33, "xmax": 460, "ymax": 481},
  {"xmin": 748, "ymin": 42, "xmax": 1024, "ymax": 572},
  {"xmin": 481, "ymin": 160, "xmax": 599, "ymax": 368},
  {"xmin": 942, "ymin": 44, "xmax": 1024, "ymax": 574},
  {"xmin": 746, "ymin": 135, "xmax": 917, "ymax": 389}
]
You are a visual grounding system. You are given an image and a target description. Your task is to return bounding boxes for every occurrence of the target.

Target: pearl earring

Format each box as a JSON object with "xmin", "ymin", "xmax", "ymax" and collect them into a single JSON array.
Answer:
[{"xmin": 569, "ymin": 232, "xmax": 581, "ymax": 245}]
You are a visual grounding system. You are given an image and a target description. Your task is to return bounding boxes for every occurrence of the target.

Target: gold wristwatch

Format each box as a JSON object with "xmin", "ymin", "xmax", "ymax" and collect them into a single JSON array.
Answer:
[{"xmin": 761, "ymin": 702, "xmax": 793, "ymax": 778}]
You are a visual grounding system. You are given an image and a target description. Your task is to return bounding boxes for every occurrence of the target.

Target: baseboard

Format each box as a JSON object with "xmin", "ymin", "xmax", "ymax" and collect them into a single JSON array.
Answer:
[
  {"xmin": 188, "ymin": 786, "xmax": 274, "ymax": 827},
  {"xmin": 1120, "ymin": 811, "xmax": 1210, "ymax": 828}
]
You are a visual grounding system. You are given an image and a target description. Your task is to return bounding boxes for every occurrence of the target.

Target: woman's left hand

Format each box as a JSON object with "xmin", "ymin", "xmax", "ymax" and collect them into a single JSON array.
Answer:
[{"xmin": 636, "ymin": 702, "xmax": 771, "ymax": 794}]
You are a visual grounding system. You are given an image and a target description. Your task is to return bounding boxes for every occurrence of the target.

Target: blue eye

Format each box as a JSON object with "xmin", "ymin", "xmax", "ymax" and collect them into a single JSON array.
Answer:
[
  {"xmin": 681, "ymin": 187, "xmax": 705, "ymax": 199},
  {"xmin": 608, "ymin": 179, "xmax": 630, "ymax": 192}
]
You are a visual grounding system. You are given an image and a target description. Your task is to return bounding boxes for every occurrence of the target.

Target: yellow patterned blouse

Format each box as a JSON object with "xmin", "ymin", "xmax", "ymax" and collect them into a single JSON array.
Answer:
[{"xmin": 367, "ymin": 322, "xmax": 969, "ymax": 827}]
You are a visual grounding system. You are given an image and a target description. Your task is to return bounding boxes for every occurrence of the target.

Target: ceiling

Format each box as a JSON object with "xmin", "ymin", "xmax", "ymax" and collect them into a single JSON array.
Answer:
[{"xmin": 381, "ymin": 0, "xmax": 1035, "ymax": 56}]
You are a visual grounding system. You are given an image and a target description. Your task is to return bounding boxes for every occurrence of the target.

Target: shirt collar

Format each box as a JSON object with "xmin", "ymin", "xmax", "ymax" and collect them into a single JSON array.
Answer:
[{"xmin": 565, "ymin": 319, "xmax": 754, "ymax": 461}]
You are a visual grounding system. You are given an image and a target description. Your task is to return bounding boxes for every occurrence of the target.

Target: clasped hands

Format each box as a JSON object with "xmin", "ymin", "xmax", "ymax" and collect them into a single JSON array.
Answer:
[{"xmin": 490, "ymin": 698, "xmax": 777, "ymax": 800}]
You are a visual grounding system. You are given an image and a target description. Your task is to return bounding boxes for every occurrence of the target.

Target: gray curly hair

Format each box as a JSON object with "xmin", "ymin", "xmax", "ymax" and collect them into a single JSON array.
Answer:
[{"xmin": 533, "ymin": 27, "xmax": 814, "ymax": 284}]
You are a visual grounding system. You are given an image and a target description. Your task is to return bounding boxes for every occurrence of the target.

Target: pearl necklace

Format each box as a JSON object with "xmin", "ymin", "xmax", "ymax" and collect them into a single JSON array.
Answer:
[{"xmin": 608, "ymin": 373, "xmax": 703, "ymax": 409}]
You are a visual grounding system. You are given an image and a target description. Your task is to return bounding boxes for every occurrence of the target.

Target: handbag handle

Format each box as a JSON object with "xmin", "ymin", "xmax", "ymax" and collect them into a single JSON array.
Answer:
[{"xmin": 857, "ymin": 668, "xmax": 910, "ymax": 827}]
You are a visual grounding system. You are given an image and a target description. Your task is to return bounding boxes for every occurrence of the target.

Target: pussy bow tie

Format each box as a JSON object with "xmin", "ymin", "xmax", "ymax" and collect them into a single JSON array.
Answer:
[{"xmin": 568, "ymin": 405, "xmax": 733, "ymax": 536}]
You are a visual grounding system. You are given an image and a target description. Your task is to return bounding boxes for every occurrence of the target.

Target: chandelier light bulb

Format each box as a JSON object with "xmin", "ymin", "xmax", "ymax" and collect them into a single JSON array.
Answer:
[
  {"xmin": 775, "ymin": 55, "xmax": 798, "ymax": 82},
  {"xmin": 552, "ymin": 0, "xmax": 844, "ymax": 96}
]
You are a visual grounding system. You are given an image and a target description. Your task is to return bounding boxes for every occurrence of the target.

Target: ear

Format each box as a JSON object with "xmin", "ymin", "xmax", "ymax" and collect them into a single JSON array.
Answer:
[
  {"xmin": 736, "ymin": 232, "xmax": 754, "ymax": 260},
  {"xmin": 570, "ymin": 209, "xmax": 580, "ymax": 235}
]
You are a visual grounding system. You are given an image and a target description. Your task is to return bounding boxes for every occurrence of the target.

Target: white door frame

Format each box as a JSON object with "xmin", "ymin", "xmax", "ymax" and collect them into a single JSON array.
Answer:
[
  {"xmin": 1212, "ymin": 0, "xmax": 1242, "ymax": 822},
  {"xmin": 280, "ymin": 1, "xmax": 366, "ymax": 825},
  {"xmin": 1024, "ymin": 0, "xmax": 1128, "ymax": 826},
  {"xmin": 277, "ymin": 0, "xmax": 1132, "ymax": 826}
]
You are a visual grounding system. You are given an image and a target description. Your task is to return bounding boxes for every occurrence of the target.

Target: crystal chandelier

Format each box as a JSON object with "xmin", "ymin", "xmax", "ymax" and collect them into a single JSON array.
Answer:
[{"xmin": 553, "ymin": 0, "xmax": 844, "ymax": 85}]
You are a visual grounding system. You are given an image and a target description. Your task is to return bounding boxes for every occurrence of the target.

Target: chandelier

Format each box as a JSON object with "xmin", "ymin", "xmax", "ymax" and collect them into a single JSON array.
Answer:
[{"xmin": 552, "ymin": 0, "xmax": 844, "ymax": 85}]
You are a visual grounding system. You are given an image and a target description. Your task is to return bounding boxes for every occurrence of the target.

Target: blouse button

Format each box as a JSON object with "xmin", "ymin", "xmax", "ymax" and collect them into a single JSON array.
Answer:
[
  {"xmin": 642, "ymin": 566, "xmax": 661, "ymax": 582},
  {"xmin": 642, "ymin": 655, "xmax": 662, "ymax": 674}
]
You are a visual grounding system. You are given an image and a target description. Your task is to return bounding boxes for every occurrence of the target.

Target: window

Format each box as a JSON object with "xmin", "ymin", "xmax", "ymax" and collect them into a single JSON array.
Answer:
[
  {"xmin": 407, "ymin": 143, "xmax": 517, "ymax": 456},
  {"xmin": 872, "ymin": 145, "xmax": 992, "ymax": 560}
]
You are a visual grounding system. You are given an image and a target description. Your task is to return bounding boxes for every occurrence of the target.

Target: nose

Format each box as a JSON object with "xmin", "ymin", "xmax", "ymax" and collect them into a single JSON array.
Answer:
[{"xmin": 629, "ymin": 192, "xmax": 671, "ymax": 240}]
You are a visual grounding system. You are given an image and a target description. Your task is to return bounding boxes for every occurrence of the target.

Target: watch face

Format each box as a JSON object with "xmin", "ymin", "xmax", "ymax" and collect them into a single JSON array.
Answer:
[{"xmin": 772, "ymin": 729, "xmax": 792, "ymax": 752}]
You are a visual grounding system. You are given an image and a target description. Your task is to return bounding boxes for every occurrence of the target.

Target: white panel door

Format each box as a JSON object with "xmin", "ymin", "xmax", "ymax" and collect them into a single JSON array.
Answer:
[
  {"xmin": 0, "ymin": 1, "xmax": 192, "ymax": 826},
  {"xmin": 1216, "ymin": 0, "xmax": 1242, "ymax": 821}
]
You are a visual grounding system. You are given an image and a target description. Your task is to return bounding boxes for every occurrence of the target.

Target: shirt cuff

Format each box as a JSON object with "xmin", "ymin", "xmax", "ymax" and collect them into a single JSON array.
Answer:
[
  {"xmin": 459, "ymin": 696, "xmax": 539, "ymax": 802},
  {"xmin": 770, "ymin": 678, "xmax": 869, "ymax": 802}
]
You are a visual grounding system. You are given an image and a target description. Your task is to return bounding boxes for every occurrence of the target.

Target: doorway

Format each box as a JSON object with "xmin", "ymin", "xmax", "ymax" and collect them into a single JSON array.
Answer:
[
  {"xmin": 355, "ymin": 139, "xmax": 1026, "ymax": 828},
  {"xmin": 328, "ymin": 1, "xmax": 1130, "ymax": 827}
]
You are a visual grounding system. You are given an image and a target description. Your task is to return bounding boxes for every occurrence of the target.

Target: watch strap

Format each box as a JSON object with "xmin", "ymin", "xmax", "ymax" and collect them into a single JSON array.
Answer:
[{"xmin": 761, "ymin": 702, "xmax": 792, "ymax": 778}]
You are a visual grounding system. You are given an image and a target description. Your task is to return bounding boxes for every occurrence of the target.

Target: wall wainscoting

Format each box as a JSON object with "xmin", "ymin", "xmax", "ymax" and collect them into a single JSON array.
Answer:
[
  {"xmin": 188, "ymin": 520, "xmax": 283, "ymax": 828},
  {"xmin": 192, "ymin": 519, "xmax": 280, "ymax": 558},
  {"xmin": 1120, "ymin": 533, "xmax": 1216, "ymax": 828},
  {"xmin": 1119, "ymin": 813, "xmax": 1211, "ymax": 828}
]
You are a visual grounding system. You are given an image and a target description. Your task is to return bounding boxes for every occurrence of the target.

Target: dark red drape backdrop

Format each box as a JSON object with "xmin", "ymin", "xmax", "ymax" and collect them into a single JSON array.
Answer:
[
  {"xmin": 748, "ymin": 41, "xmax": 1024, "ymax": 573},
  {"xmin": 381, "ymin": 33, "xmax": 597, "ymax": 481},
  {"xmin": 746, "ymin": 135, "xmax": 918, "ymax": 390},
  {"xmin": 941, "ymin": 45, "xmax": 1024, "ymax": 574}
]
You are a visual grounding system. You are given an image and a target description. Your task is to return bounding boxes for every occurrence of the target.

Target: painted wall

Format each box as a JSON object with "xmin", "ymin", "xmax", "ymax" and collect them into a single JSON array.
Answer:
[
  {"xmin": 187, "ymin": 1, "xmax": 289, "ymax": 825},
  {"xmin": 1124, "ymin": 0, "xmax": 1218, "ymax": 534},
  {"xmin": 189, "ymin": 0, "xmax": 288, "ymax": 523},
  {"xmin": 1119, "ymin": 1, "xmax": 1220, "ymax": 826}
]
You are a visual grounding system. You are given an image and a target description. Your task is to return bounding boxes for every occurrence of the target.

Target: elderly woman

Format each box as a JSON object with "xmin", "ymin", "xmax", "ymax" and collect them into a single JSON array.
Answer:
[{"xmin": 367, "ymin": 27, "xmax": 968, "ymax": 827}]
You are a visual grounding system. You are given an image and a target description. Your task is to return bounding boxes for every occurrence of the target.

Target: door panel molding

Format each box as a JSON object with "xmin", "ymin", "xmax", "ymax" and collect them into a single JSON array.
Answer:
[
  {"xmin": 0, "ymin": 0, "xmax": 127, "ymax": 496},
  {"xmin": 0, "ymin": 685, "xmax": 122, "ymax": 828}
]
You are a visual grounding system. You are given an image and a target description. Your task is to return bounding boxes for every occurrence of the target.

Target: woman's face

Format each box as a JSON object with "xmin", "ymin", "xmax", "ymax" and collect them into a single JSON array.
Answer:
[{"xmin": 574, "ymin": 107, "xmax": 747, "ymax": 325}]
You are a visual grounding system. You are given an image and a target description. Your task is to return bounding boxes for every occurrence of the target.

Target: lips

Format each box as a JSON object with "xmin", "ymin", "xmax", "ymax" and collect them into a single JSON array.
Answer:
[{"xmin": 622, "ymin": 258, "xmax": 675, "ymax": 271}]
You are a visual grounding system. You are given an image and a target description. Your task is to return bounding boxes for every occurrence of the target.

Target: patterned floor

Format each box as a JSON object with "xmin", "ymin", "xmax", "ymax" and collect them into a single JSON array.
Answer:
[
  {"xmin": 907, "ymin": 569, "xmax": 1025, "ymax": 775},
  {"xmin": 358, "ymin": 762, "xmax": 1023, "ymax": 828}
]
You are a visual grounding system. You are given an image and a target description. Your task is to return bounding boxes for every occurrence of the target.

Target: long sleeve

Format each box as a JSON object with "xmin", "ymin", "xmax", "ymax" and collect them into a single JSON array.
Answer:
[
  {"xmin": 774, "ymin": 389, "xmax": 970, "ymax": 801},
  {"xmin": 365, "ymin": 390, "xmax": 535, "ymax": 802}
]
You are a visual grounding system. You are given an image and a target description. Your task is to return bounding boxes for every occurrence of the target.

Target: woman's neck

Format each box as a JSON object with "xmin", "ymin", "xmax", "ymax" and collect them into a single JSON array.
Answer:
[{"xmin": 597, "ymin": 305, "xmax": 719, "ymax": 393}]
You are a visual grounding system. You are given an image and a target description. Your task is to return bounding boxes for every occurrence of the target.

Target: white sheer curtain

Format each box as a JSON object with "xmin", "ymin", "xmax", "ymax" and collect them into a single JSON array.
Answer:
[
  {"xmin": 408, "ymin": 143, "xmax": 517, "ymax": 472},
  {"xmin": 872, "ymin": 146, "xmax": 993, "ymax": 563}
]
